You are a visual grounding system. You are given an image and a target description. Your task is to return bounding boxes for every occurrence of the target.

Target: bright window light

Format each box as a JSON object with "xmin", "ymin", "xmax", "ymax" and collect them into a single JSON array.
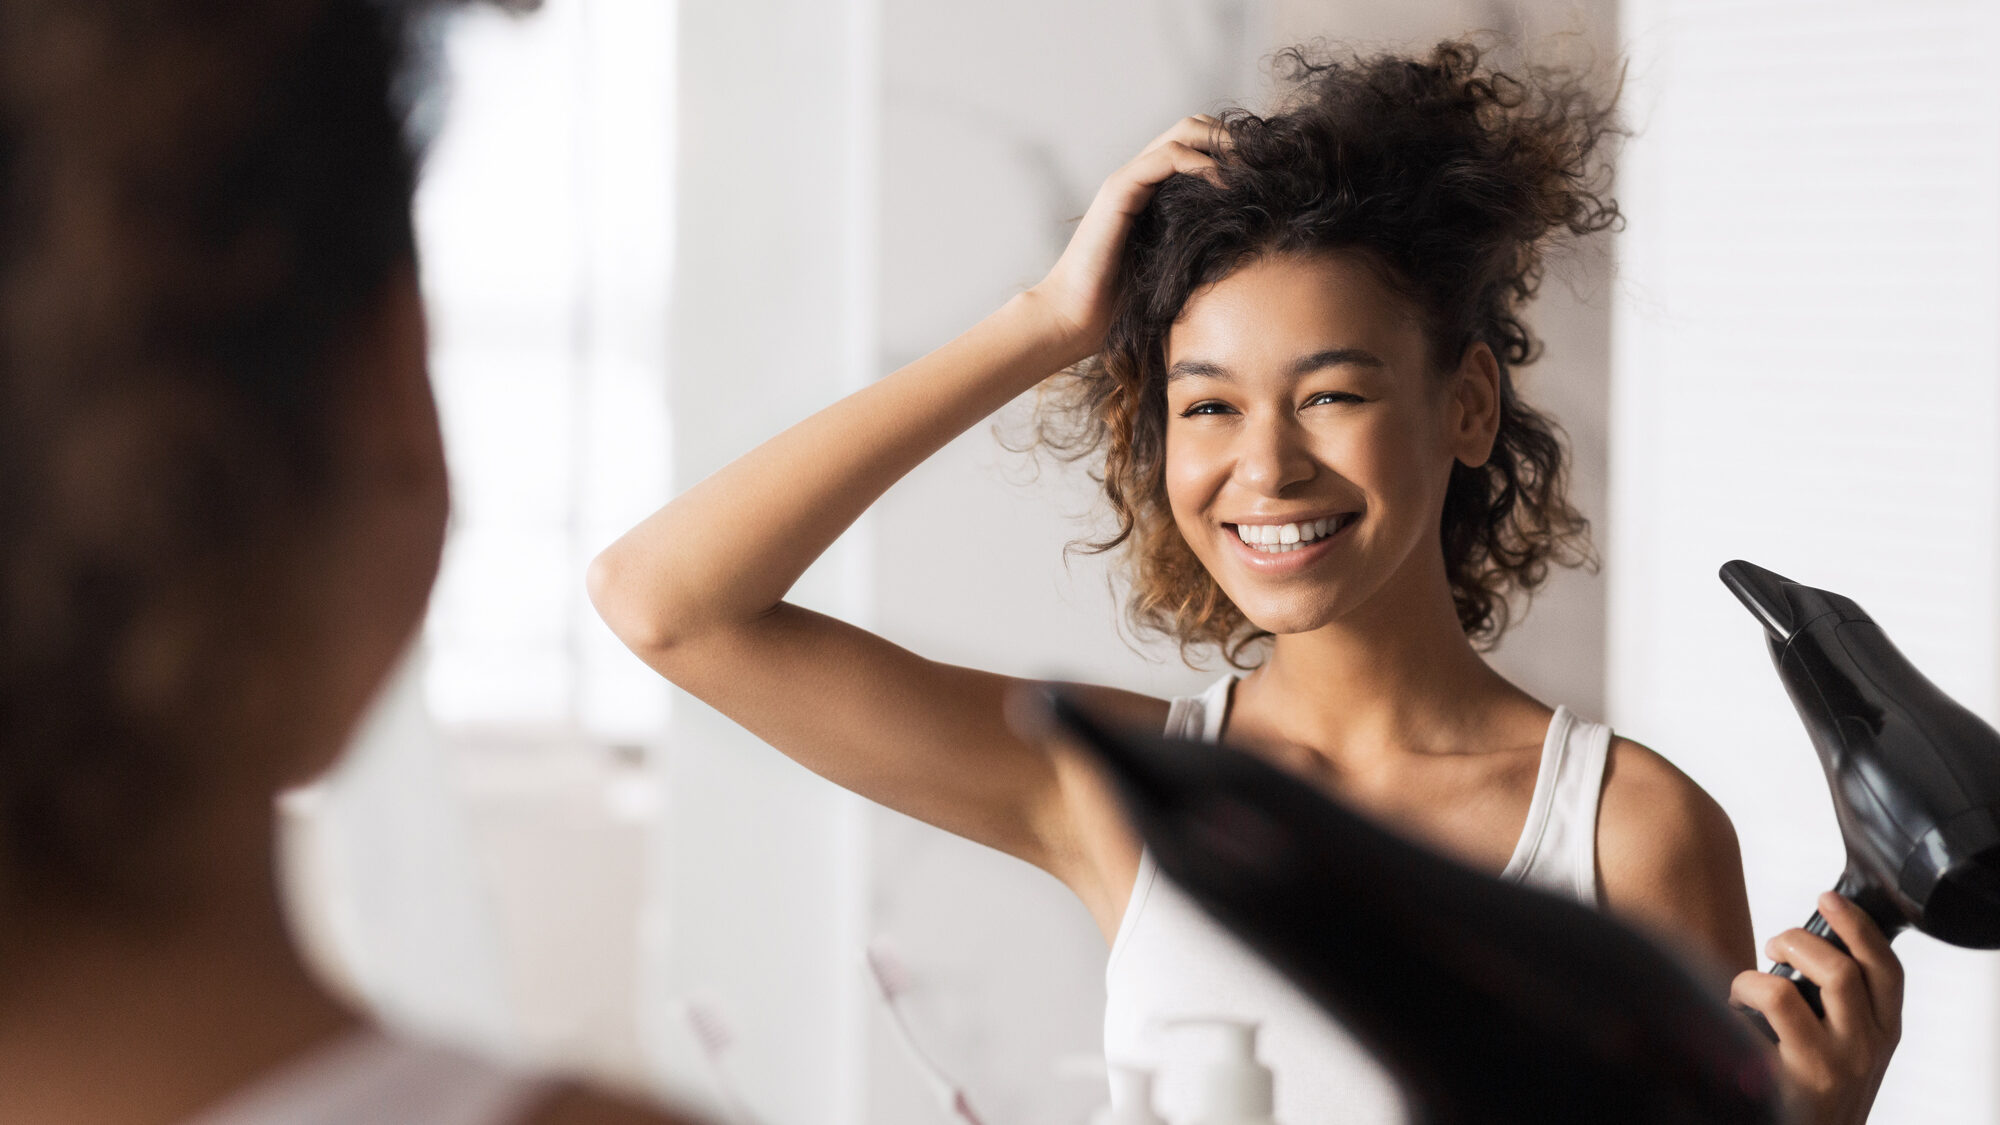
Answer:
[{"xmin": 414, "ymin": 0, "xmax": 674, "ymax": 741}]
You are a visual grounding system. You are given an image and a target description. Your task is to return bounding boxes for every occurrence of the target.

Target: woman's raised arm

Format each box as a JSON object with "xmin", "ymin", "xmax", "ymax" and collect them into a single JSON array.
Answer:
[{"xmin": 586, "ymin": 118, "xmax": 1222, "ymax": 914}]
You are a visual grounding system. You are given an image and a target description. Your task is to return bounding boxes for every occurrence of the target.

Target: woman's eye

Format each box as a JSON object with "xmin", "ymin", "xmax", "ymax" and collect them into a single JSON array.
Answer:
[
  {"xmin": 1178, "ymin": 401, "xmax": 1234, "ymax": 417},
  {"xmin": 1304, "ymin": 391, "xmax": 1363, "ymax": 408}
]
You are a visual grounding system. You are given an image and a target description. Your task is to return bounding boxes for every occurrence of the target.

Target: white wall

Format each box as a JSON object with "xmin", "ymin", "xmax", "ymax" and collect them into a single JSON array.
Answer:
[
  {"xmin": 651, "ymin": 2, "xmax": 879, "ymax": 1122},
  {"xmin": 1609, "ymin": 2, "xmax": 2000, "ymax": 1121}
]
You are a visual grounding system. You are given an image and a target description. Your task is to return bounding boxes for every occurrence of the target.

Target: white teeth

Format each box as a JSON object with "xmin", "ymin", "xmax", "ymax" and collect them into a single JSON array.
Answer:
[{"xmin": 1231, "ymin": 515, "xmax": 1350, "ymax": 554}]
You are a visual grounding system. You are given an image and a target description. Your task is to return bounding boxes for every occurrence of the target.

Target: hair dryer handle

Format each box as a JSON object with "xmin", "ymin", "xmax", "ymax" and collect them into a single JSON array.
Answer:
[
  {"xmin": 1733, "ymin": 909, "xmax": 1842, "ymax": 1043},
  {"xmin": 1769, "ymin": 908, "xmax": 1846, "ymax": 1012},
  {"xmin": 1735, "ymin": 870, "xmax": 1904, "ymax": 1043}
]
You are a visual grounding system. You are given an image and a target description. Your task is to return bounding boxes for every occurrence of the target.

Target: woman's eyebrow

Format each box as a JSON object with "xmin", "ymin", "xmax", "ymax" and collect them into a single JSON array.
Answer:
[
  {"xmin": 1289, "ymin": 347, "xmax": 1387, "ymax": 376},
  {"xmin": 1165, "ymin": 359, "xmax": 1232, "ymax": 383},
  {"xmin": 1165, "ymin": 348, "xmax": 1387, "ymax": 383}
]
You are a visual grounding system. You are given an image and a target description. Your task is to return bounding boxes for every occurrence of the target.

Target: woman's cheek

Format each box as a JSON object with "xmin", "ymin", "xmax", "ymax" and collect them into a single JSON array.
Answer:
[
  {"xmin": 1343, "ymin": 417, "xmax": 1429, "ymax": 499},
  {"xmin": 1162, "ymin": 429, "xmax": 1220, "ymax": 511}
]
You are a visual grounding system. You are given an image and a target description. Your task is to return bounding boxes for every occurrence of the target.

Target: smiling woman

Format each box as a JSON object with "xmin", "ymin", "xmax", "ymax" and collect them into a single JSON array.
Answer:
[
  {"xmin": 1038, "ymin": 44, "xmax": 1609, "ymax": 666},
  {"xmin": 1161, "ymin": 253, "xmax": 1483, "ymax": 637},
  {"xmin": 587, "ymin": 36, "xmax": 1862, "ymax": 1125}
]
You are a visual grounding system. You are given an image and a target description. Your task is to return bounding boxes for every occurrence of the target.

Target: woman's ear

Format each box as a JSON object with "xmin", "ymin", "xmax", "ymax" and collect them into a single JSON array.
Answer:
[{"xmin": 1448, "ymin": 342, "xmax": 1502, "ymax": 469}]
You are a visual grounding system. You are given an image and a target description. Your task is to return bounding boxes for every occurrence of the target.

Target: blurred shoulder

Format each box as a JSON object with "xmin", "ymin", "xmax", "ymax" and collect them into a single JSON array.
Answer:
[
  {"xmin": 1055, "ymin": 680, "xmax": 1177, "ymax": 729},
  {"xmin": 526, "ymin": 1084, "xmax": 709, "ymax": 1125}
]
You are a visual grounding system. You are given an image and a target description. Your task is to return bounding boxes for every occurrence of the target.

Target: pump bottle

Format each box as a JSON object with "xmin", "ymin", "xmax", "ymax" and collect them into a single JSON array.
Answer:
[{"xmin": 1159, "ymin": 1019, "xmax": 1278, "ymax": 1125}]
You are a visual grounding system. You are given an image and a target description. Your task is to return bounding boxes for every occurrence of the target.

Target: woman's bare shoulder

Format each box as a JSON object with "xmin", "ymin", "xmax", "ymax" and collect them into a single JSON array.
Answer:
[{"xmin": 1595, "ymin": 736, "xmax": 1756, "ymax": 973}]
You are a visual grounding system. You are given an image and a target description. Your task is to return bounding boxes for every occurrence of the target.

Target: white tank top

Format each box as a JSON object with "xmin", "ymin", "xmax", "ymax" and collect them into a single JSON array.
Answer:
[
  {"xmin": 1103, "ymin": 675, "xmax": 1614, "ymax": 1124},
  {"xmin": 178, "ymin": 1029, "xmax": 553, "ymax": 1125}
]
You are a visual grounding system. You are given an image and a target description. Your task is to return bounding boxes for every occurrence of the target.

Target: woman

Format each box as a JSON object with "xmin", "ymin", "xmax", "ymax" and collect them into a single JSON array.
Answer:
[
  {"xmin": 0, "ymin": 1, "xmax": 695, "ymax": 1121},
  {"xmin": 592, "ymin": 41, "xmax": 1898, "ymax": 1122}
]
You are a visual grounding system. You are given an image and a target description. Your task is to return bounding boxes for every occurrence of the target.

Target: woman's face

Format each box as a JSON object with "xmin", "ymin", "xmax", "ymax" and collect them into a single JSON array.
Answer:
[{"xmin": 1162, "ymin": 251, "xmax": 1496, "ymax": 637}]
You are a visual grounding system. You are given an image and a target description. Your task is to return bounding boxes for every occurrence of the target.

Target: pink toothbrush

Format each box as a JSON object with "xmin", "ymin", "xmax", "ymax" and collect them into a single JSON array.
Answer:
[
  {"xmin": 864, "ymin": 942, "xmax": 991, "ymax": 1125},
  {"xmin": 683, "ymin": 1000, "xmax": 761, "ymax": 1125}
]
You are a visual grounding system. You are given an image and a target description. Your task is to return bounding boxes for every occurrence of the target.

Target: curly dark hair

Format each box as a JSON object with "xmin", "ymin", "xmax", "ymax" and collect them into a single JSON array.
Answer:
[
  {"xmin": 0, "ymin": 0, "xmax": 454, "ymax": 908},
  {"xmin": 1041, "ymin": 39, "xmax": 1621, "ymax": 665}
]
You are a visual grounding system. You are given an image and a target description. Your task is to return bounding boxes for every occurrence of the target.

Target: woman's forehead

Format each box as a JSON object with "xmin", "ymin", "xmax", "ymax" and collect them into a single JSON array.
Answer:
[{"xmin": 1166, "ymin": 251, "xmax": 1426, "ymax": 373}]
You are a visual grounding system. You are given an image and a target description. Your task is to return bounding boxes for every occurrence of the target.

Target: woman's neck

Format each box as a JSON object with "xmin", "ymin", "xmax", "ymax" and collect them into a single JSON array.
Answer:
[
  {"xmin": 0, "ymin": 798, "xmax": 360, "ymax": 1125},
  {"xmin": 1237, "ymin": 556, "xmax": 1539, "ymax": 771}
]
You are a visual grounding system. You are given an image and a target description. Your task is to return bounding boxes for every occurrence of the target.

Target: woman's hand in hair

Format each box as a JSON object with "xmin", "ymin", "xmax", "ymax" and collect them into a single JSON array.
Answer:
[
  {"xmin": 1731, "ymin": 893, "xmax": 1903, "ymax": 1125},
  {"xmin": 1028, "ymin": 115, "xmax": 1226, "ymax": 364}
]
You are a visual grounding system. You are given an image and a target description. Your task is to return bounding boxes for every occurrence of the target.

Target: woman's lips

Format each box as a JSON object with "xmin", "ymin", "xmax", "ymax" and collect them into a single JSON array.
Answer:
[{"xmin": 1223, "ymin": 512, "xmax": 1357, "ymax": 573}]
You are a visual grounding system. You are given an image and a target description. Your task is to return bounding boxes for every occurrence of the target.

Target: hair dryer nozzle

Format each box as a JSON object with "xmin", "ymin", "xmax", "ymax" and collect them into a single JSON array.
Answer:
[
  {"xmin": 1718, "ymin": 560, "xmax": 1800, "ymax": 641},
  {"xmin": 1719, "ymin": 560, "xmax": 1870, "ymax": 644}
]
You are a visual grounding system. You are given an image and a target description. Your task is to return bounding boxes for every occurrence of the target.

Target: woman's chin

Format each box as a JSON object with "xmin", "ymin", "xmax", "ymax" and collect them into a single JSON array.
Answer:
[{"xmin": 1235, "ymin": 600, "xmax": 1342, "ymax": 639}]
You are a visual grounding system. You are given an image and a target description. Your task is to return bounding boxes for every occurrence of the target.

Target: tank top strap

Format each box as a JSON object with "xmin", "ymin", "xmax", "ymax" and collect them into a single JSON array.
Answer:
[
  {"xmin": 1166, "ymin": 674, "xmax": 1237, "ymax": 742},
  {"xmin": 1112, "ymin": 674, "xmax": 1237, "ymax": 974},
  {"xmin": 1501, "ymin": 705, "xmax": 1614, "ymax": 905}
]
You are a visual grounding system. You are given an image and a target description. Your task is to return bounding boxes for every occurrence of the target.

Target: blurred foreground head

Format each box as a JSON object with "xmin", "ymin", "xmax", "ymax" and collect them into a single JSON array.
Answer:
[{"xmin": 0, "ymin": 0, "xmax": 453, "ymax": 916}]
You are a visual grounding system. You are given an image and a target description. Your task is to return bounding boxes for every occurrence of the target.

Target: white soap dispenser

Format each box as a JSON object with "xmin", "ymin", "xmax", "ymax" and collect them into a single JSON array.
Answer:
[
  {"xmin": 1160, "ymin": 1018, "xmax": 1279, "ymax": 1125},
  {"xmin": 1093, "ymin": 1064, "xmax": 1169, "ymax": 1125}
]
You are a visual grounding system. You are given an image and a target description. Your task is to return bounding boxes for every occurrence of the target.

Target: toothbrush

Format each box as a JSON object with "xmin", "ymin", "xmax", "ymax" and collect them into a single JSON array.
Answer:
[
  {"xmin": 864, "ymin": 942, "xmax": 991, "ymax": 1125},
  {"xmin": 683, "ymin": 1000, "xmax": 761, "ymax": 1125}
]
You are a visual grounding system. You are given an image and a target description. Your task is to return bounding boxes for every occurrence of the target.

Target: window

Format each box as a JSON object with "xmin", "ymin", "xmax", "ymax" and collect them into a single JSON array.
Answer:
[{"xmin": 414, "ymin": 0, "xmax": 674, "ymax": 742}]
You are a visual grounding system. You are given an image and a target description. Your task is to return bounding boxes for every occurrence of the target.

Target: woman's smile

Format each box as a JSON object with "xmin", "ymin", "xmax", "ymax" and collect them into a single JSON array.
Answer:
[{"xmin": 1223, "ymin": 512, "xmax": 1360, "ymax": 574}]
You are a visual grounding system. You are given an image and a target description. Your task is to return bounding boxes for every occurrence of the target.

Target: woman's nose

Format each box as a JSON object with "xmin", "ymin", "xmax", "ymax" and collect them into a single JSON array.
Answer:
[{"xmin": 1232, "ymin": 413, "xmax": 1316, "ymax": 494}]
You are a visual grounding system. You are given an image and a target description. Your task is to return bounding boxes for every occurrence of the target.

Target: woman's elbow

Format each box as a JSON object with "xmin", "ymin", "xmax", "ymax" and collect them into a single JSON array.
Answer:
[{"xmin": 586, "ymin": 547, "xmax": 678, "ymax": 656}]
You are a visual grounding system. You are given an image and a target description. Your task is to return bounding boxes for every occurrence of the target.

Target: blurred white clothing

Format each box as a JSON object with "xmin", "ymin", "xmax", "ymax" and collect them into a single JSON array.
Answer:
[
  {"xmin": 1103, "ymin": 674, "xmax": 1614, "ymax": 1123},
  {"xmin": 179, "ymin": 1029, "xmax": 553, "ymax": 1125}
]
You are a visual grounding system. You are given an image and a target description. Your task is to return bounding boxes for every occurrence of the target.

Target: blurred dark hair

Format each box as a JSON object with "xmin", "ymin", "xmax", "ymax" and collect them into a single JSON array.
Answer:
[
  {"xmin": 0, "ymin": 0, "xmax": 449, "ymax": 908},
  {"xmin": 1041, "ymin": 40, "xmax": 1621, "ymax": 665}
]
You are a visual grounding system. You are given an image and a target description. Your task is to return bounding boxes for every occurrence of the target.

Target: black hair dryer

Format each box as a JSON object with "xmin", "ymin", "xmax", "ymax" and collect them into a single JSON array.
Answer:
[{"xmin": 1723, "ymin": 560, "xmax": 2000, "ymax": 1032}]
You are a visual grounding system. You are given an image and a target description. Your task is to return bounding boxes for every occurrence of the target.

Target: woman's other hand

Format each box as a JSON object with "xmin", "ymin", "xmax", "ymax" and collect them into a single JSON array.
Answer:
[
  {"xmin": 1028, "ymin": 115, "xmax": 1226, "ymax": 363},
  {"xmin": 1731, "ymin": 892, "xmax": 1904, "ymax": 1125}
]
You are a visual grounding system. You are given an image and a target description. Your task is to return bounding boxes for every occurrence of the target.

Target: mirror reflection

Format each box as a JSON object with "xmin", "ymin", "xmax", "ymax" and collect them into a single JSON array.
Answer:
[{"xmin": 4, "ymin": 1, "xmax": 1993, "ymax": 1124}]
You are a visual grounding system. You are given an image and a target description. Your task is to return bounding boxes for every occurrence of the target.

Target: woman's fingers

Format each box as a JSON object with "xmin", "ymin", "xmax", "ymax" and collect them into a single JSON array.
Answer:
[
  {"xmin": 1120, "ymin": 116, "xmax": 1229, "ymax": 189},
  {"xmin": 1084, "ymin": 140, "xmax": 1221, "ymax": 225},
  {"xmin": 1131, "ymin": 139, "xmax": 1225, "ymax": 190},
  {"xmin": 1029, "ymin": 115, "xmax": 1231, "ymax": 353},
  {"xmin": 1742, "ymin": 901, "xmax": 1902, "ymax": 1125},
  {"xmin": 1140, "ymin": 114, "xmax": 1227, "ymax": 157},
  {"xmin": 1731, "ymin": 968, "xmax": 1829, "ymax": 1060},
  {"xmin": 1816, "ymin": 892, "xmax": 1905, "ymax": 1041},
  {"xmin": 1765, "ymin": 926, "xmax": 1871, "ymax": 1043}
]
